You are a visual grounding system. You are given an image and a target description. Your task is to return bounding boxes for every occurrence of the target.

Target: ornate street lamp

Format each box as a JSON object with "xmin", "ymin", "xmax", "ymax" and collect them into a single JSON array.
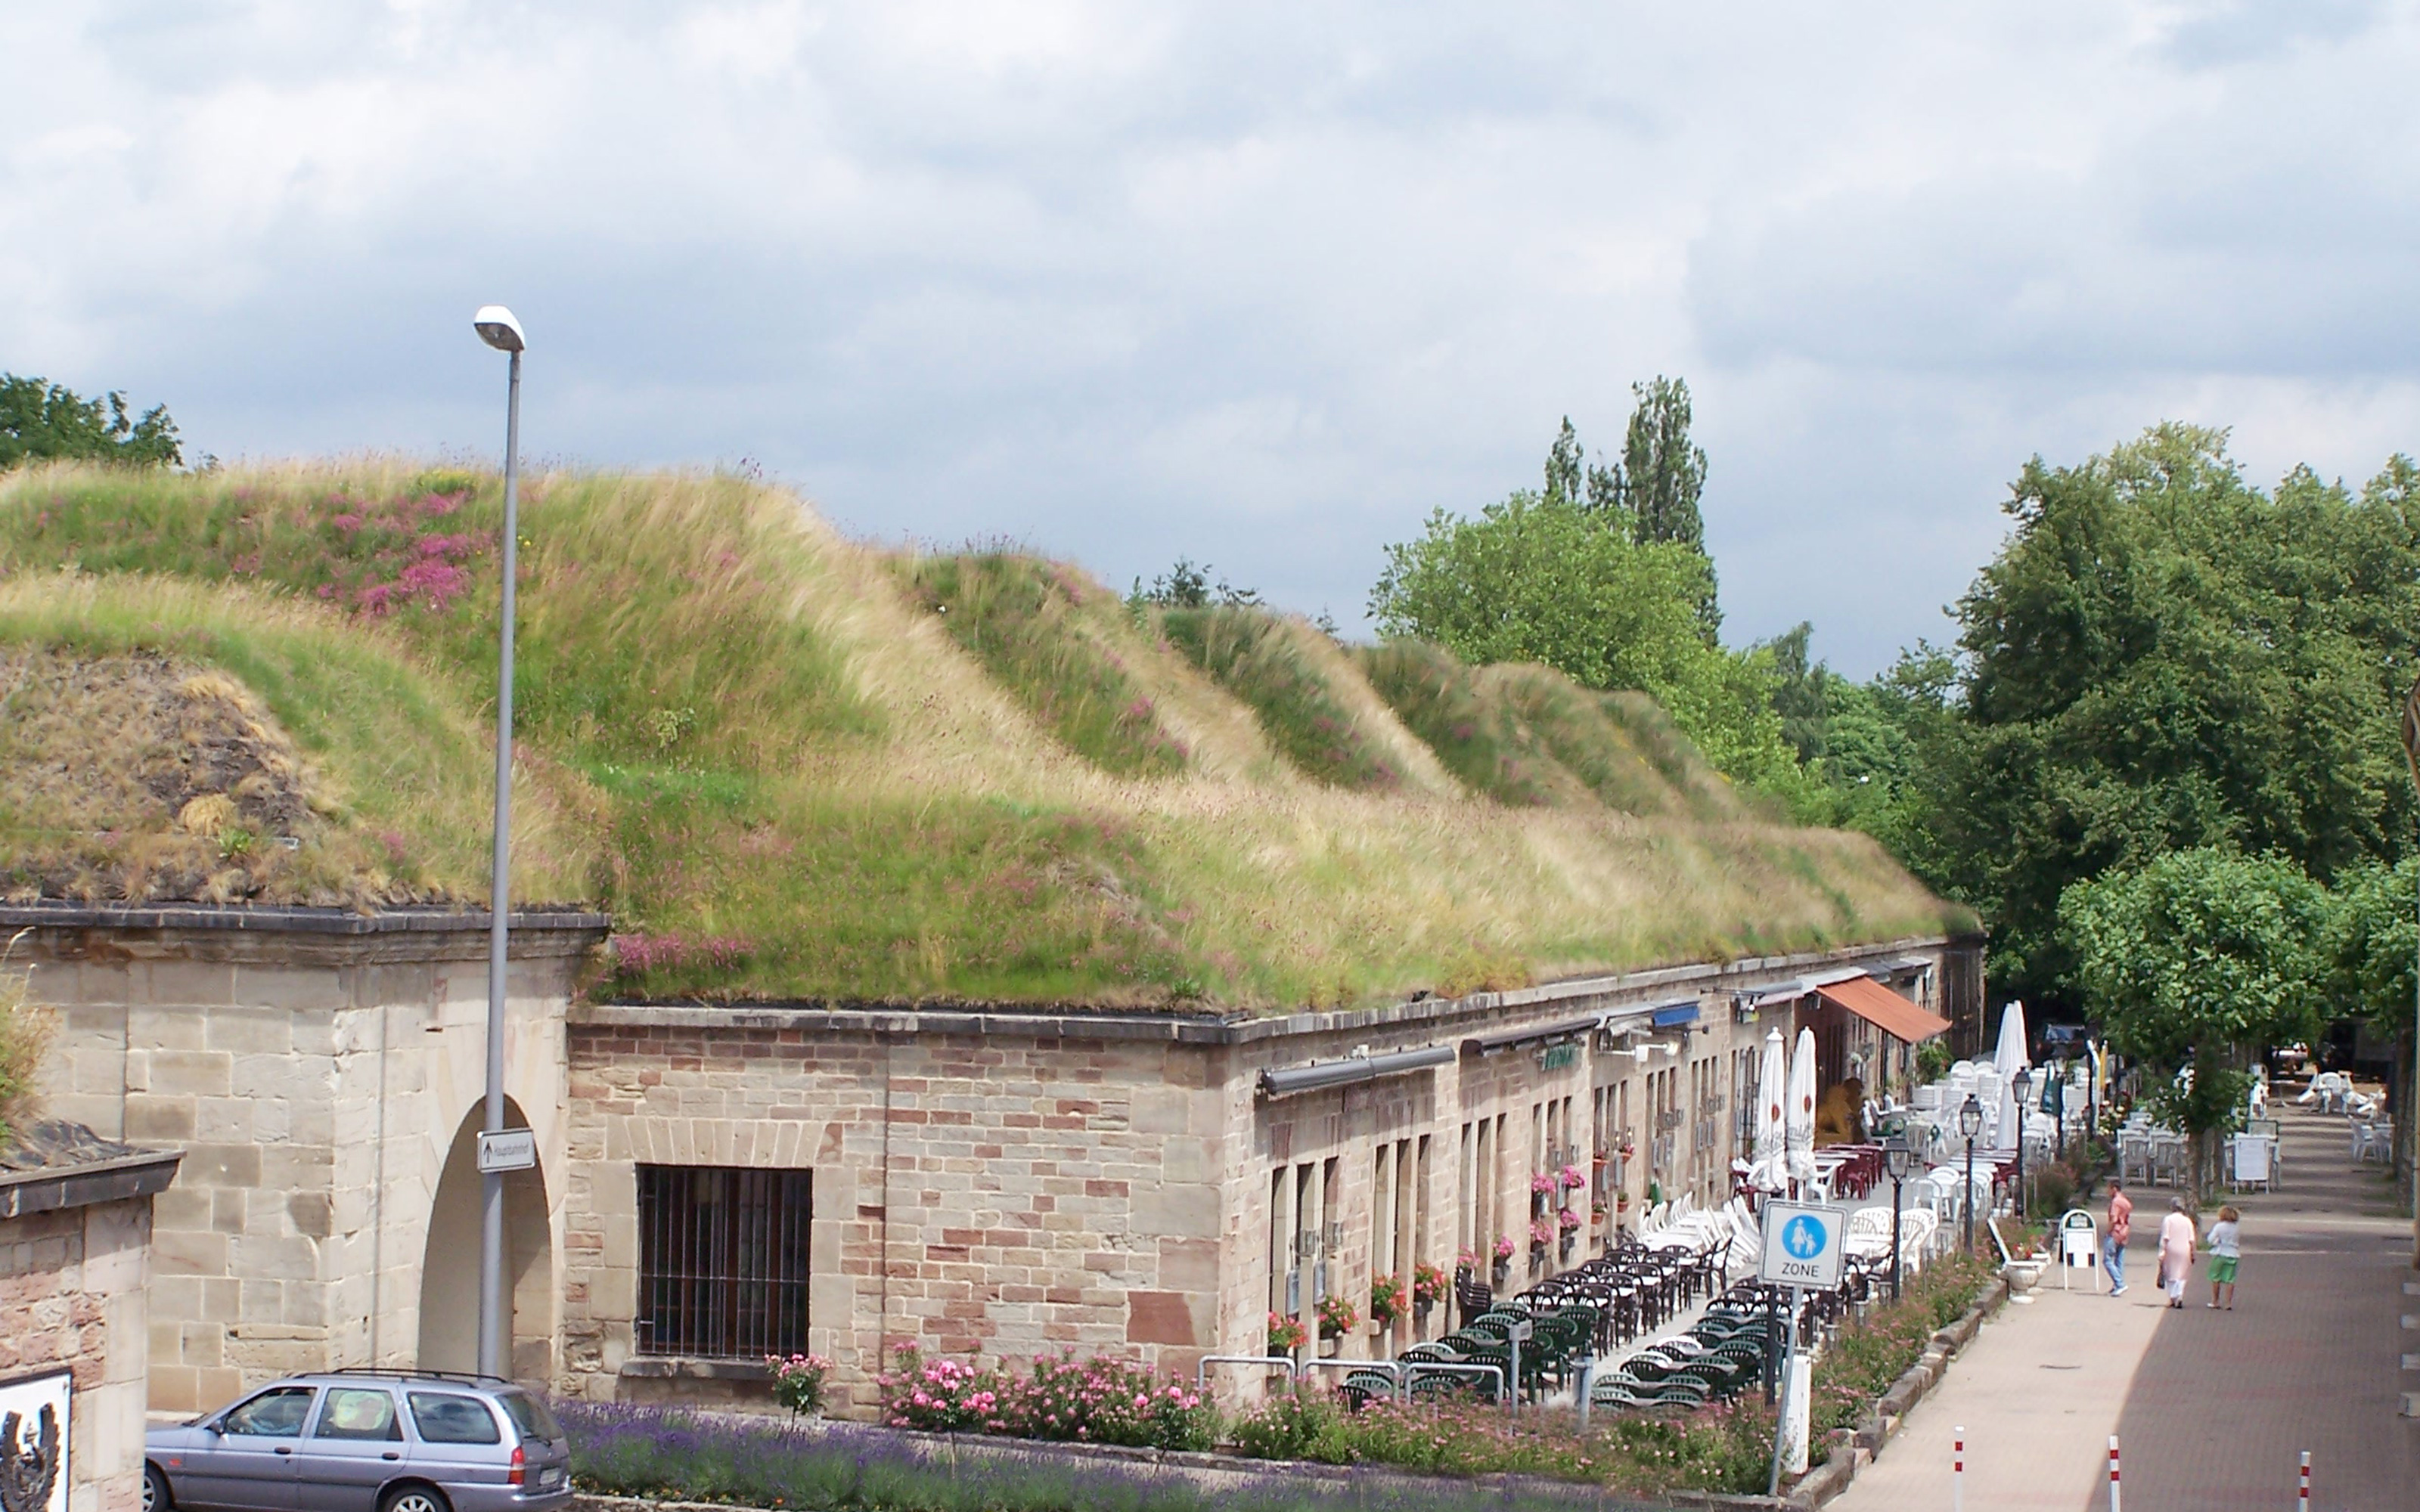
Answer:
[
  {"xmin": 1959, "ymin": 1094, "xmax": 1984, "ymax": 1256},
  {"xmin": 2011, "ymin": 1065, "xmax": 2035, "ymax": 1219},
  {"xmin": 1882, "ymin": 1134, "xmax": 1916, "ymax": 1300}
]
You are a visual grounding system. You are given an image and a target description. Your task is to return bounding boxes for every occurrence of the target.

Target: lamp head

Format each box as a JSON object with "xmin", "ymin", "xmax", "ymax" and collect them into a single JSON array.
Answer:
[
  {"xmin": 473, "ymin": 304, "xmax": 526, "ymax": 353},
  {"xmin": 1958, "ymin": 1092, "xmax": 1984, "ymax": 1139},
  {"xmin": 1882, "ymin": 1133, "xmax": 1915, "ymax": 1180},
  {"xmin": 2013, "ymin": 1065, "xmax": 2034, "ymax": 1096}
]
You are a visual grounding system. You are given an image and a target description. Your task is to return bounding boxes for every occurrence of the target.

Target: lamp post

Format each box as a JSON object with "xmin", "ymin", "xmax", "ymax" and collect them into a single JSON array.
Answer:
[
  {"xmin": 1959, "ymin": 1094, "xmax": 1984, "ymax": 1256},
  {"xmin": 473, "ymin": 303, "xmax": 526, "ymax": 1381},
  {"xmin": 1882, "ymin": 1134, "xmax": 1916, "ymax": 1301},
  {"xmin": 2011, "ymin": 1066, "xmax": 2035, "ymax": 1219}
]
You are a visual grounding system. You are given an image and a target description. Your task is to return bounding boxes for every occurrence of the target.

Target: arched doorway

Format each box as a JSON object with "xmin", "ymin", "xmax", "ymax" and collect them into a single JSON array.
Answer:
[{"xmin": 419, "ymin": 1098, "xmax": 554, "ymax": 1381}]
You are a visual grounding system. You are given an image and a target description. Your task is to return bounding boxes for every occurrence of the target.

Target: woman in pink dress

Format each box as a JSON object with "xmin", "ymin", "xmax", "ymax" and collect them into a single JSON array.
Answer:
[{"xmin": 2157, "ymin": 1197, "xmax": 2198, "ymax": 1308}]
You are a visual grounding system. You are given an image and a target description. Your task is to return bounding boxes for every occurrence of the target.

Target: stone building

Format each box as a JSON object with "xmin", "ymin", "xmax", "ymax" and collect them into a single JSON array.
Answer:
[
  {"xmin": 1, "ymin": 1123, "xmax": 182, "ymax": 1512},
  {"xmin": 16, "ymin": 900, "xmax": 1972, "ymax": 1417}
]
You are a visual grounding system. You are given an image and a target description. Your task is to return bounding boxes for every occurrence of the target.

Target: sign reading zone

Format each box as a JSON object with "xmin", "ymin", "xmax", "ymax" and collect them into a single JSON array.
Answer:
[{"xmin": 1758, "ymin": 1200, "xmax": 1846, "ymax": 1289}]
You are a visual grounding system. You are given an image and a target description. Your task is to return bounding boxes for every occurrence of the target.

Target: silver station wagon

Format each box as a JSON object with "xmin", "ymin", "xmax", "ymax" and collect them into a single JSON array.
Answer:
[{"xmin": 145, "ymin": 1371, "xmax": 572, "ymax": 1512}]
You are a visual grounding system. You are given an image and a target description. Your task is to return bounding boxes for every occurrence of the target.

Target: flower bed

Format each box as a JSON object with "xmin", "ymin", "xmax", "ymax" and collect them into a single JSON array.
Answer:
[
  {"xmin": 1227, "ymin": 1393, "xmax": 1773, "ymax": 1496},
  {"xmin": 560, "ymin": 1402, "xmax": 1674, "ymax": 1512},
  {"xmin": 1809, "ymin": 1253, "xmax": 1996, "ymax": 1436},
  {"xmin": 882, "ymin": 1349, "xmax": 1214, "ymax": 1451}
]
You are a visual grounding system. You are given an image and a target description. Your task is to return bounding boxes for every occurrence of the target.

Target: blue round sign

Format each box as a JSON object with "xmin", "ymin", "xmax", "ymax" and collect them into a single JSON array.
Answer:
[{"xmin": 1781, "ymin": 1213, "xmax": 1828, "ymax": 1260}]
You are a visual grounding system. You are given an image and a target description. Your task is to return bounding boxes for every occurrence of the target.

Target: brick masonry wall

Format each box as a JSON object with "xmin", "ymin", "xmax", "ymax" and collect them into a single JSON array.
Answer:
[
  {"xmin": 561, "ymin": 1021, "xmax": 1226, "ymax": 1411},
  {"xmin": 0, "ymin": 1195, "xmax": 153, "ymax": 1512}
]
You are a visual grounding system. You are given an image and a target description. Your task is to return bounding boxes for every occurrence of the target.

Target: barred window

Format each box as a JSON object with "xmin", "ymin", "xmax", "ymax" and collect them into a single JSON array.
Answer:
[{"xmin": 635, "ymin": 1165, "xmax": 812, "ymax": 1359}]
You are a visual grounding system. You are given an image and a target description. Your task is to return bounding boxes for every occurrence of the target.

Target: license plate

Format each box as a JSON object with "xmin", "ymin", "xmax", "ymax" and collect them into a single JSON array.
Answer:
[{"xmin": 539, "ymin": 1467, "xmax": 563, "ymax": 1487}]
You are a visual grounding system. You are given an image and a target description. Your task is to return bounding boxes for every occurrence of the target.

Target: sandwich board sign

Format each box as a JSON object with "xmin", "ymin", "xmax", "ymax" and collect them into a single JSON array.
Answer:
[{"xmin": 1758, "ymin": 1200, "xmax": 1845, "ymax": 1290}]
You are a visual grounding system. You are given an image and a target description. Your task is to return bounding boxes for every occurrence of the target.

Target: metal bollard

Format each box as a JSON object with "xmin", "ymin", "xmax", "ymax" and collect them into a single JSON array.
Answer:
[
  {"xmin": 2107, "ymin": 1435, "xmax": 2121, "ymax": 1512},
  {"xmin": 1953, "ymin": 1427, "xmax": 1963, "ymax": 1512},
  {"xmin": 2297, "ymin": 1449, "xmax": 2310, "ymax": 1508}
]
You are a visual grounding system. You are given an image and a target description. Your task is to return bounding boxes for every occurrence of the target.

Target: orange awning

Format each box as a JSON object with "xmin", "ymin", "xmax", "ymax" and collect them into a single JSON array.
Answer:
[{"xmin": 1813, "ymin": 974, "xmax": 1952, "ymax": 1044}]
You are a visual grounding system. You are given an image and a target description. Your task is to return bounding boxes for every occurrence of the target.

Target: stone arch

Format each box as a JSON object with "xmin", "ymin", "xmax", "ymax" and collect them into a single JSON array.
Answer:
[{"xmin": 418, "ymin": 1098, "xmax": 554, "ymax": 1381}]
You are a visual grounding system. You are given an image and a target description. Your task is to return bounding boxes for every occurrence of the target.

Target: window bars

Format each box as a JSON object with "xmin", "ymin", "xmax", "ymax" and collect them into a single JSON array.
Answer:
[{"xmin": 635, "ymin": 1165, "xmax": 812, "ymax": 1359}]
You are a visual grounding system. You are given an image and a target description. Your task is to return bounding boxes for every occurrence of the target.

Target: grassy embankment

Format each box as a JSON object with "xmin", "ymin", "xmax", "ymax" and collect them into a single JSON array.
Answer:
[{"xmin": 0, "ymin": 461, "xmax": 1966, "ymax": 1009}]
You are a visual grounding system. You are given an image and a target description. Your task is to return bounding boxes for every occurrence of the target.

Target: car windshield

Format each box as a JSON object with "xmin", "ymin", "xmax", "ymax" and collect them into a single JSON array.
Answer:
[
  {"xmin": 497, "ymin": 1393, "xmax": 562, "ymax": 1442},
  {"xmin": 408, "ymin": 1393, "xmax": 501, "ymax": 1445}
]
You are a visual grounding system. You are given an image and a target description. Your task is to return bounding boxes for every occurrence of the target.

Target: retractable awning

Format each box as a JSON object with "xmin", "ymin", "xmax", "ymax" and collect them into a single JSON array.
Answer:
[
  {"xmin": 1743, "ymin": 965, "xmax": 1871, "ymax": 1011},
  {"xmin": 1258, "ymin": 1045, "xmax": 1454, "ymax": 1098},
  {"xmin": 1813, "ymin": 974, "xmax": 1952, "ymax": 1044}
]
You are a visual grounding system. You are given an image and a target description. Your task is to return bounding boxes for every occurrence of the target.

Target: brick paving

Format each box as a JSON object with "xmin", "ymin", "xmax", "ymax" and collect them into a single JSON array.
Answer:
[{"xmin": 1830, "ymin": 1104, "xmax": 2419, "ymax": 1511}]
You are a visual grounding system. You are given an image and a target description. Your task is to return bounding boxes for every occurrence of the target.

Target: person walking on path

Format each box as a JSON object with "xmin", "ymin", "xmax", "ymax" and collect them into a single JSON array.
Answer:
[
  {"xmin": 2205, "ymin": 1204, "xmax": 2241, "ymax": 1309},
  {"xmin": 2105, "ymin": 1179, "xmax": 2133, "ymax": 1295},
  {"xmin": 2158, "ymin": 1197, "xmax": 2198, "ymax": 1308}
]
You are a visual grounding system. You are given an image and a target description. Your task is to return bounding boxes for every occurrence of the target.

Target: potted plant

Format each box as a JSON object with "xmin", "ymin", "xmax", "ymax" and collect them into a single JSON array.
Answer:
[
  {"xmin": 1559, "ymin": 1162, "xmax": 1587, "ymax": 1193},
  {"xmin": 766, "ymin": 1352, "xmax": 833, "ymax": 1418},
  {"xmin": 1316, "ymin": 1292, "xmax": 1359, "ymax": 1343},
  {"xmin": 1556, "ymin": 1207, "xmax": 1582, "ymax": 1257},
  {"xmin": 1412, "ymin": 1261, "xmax": 1448, "ymax": 1319},
  {"xmin": 1491, "ymin": 1234, "xmax": 1515, "ymax": 1283},
  {"xmin": 1369, "ymin": 1272, "xmax": 1405, "ymax": 1332},
  {"xmin": 1266, "ymin": 1309, "xmax": 1308, "ymax": 1358}
]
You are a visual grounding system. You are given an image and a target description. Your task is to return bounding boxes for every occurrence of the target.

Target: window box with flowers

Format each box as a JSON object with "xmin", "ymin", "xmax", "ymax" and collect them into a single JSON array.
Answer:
[
  {"xmin": 1412, "ymin": 1261, "xmax": 1448, "ymax": 1319},
  {"xmin": 1368, "ymin": 1272, "xmax": 1405, "ymax": 1333},
  {"xmin": 1556, "ymin": 1207, "xmax": 1582, "ymax": 1257},
  {"xmin": 1527, "ymin": 1217, "xmax": 1553, "ymax": 1268},
  {"xmin": 1491, "ymin": 1234, "xmax": 1515, "ymax": 1283},
  {"xmin": 1315, "ymin": 1293, "xmax": 1359, "ymax": 1346},
  {"xmin": 1266, "ymin": 1310, "xmax": 1308, "ymax": 1358}
]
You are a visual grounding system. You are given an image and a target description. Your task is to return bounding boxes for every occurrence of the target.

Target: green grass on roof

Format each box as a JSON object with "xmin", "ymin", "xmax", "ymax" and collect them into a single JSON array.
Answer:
[{"xmin": 0, "ymin": 460, "xmax": 1965, "ymax": 1010}]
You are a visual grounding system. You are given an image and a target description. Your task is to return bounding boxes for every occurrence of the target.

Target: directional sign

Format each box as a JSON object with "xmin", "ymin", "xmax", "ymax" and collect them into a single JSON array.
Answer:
[
  {"xmin": 1503, "ymin": 1318, "xmax": 1533, "ymax": 1343},
  {"xmin": 1758, "ymin": 1199, "xmax": 1845, "ymax": 1289},
  {"xmin": 476, "ymin": 1128, "xmax": 538, "ymax": 1174}
]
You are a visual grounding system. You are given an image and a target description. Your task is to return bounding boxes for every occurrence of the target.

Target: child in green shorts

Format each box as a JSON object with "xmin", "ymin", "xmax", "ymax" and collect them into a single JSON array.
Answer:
[{"xmin": 2205, "ymin": 1204, "xmax": 2240, "ymax": 1309}]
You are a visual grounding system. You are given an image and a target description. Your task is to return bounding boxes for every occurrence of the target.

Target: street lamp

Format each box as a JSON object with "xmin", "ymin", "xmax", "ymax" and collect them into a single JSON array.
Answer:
[
  {"xmin": 473, "ymin": 303, "xmax": 526, "ymax": 1382},
  {"xmin": 2011, "ymin": 1066, "xmax": 2034, "ymax": 1219},
  {"xmin": 1958, "ymin": 1094, "xmax": 1984, "ymax": 1256},
  {"xmin": 1882, "ymin": 1134, "xmax": 1916, "ymax": 1300}
]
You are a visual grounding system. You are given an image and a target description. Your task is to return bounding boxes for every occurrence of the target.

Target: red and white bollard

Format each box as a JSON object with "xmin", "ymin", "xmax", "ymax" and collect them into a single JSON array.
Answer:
[
  {"xmin": 2105, "ymin": 1435, "xmax": 2122, "ymax": 1512},
  {"xmin": 2297, "ymin": 1449, "xmax": 2310, "ymax": 1508},
  {"xmin": 1952, "ymin": 1427, "xmax": 1964, "ymax": 1512}
]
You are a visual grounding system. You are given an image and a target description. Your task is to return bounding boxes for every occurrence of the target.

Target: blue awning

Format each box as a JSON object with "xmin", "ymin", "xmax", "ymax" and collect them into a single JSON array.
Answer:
[{"xmin": 1650, "ymin": 1001, "xmax": 1700, "ymax": 1028}]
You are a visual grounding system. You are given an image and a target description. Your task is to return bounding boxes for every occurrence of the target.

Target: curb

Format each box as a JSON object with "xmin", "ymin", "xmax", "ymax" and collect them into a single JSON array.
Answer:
[{"xmin": 1792, "ymin": 1277, "xmax": 2010, "ymax": 1508}]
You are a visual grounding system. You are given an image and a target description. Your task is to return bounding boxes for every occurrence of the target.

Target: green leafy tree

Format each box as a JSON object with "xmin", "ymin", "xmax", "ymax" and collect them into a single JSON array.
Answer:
[
  {"xmin": 2061, "ymin": 847, "xmax": 2328, "ymax": 1198},
  {"xmin": 2325, "ymin": 857, "xmax": 2417, "ymax": 1174},
  {"xmin": 1606, "ymin": 376, "xmax": 1715, "ymax": 638},
  {"xmin": 1544, "ymin": 417, "xmax": 1583, "ymax": 510},
  {"xmin": 1929, "ymin": 425, "xmax": 2420, "ymax": 1008},
  {"xmin": 1367, "ymin": 491, "xmax": 1797, "ymax": 789},
  {"xmin": 0, "ymin": 373, "xmax": 181, "ymax": 469},
  {"xmin": 1129, "ymin": 556, "xmax": 1259, "ymax": 611}
]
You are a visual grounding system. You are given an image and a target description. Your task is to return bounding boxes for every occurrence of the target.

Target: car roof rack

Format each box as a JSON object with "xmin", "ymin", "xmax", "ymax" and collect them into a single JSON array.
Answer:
[{"xmin": 321, "ymin": 1368, "xmax": 517, "ymax": 1387}]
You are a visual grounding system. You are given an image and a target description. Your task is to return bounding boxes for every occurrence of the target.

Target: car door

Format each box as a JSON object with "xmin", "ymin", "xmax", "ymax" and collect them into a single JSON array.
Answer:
[
  {"xmin": 175, "ymin": 1386, "xmax": 315, "ymax": 1510},
  {"xmin": 289, "ymin": 1387, "xmax": 407, "ymax": 1512},
  {"xmin": 404, "ymin": 1391, "xmax": 507, "ymax": 1501}
]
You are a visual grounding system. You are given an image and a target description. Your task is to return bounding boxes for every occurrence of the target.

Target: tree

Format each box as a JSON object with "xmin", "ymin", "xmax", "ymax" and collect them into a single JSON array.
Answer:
[
  {"xmin": 1925, "ymin": 425, "xmax": 2420, "ymax": 1009},
  {"xmin": 2062, "ymin": 847, "xmax": 2328, "ymax": 1198},
  {"xmin": 1611, "ymin": 376, "xmax": 1709, "ymax": 552},
  {"xmin": 1129, "ymin": 557, "xmax": 1259, "ymax": 611},
  {"xmin": 1367, "ymin": 490, "xmax": 1798, "ymax": 789},
  {"xmin": 1544, "ymin": 417, "xmax": 1583, "ymax": 510},
  {"xmin": 0, "ymin": 374, "xmax": 181, "ymax": 469},
  {"xmin": 1606, "ymin": 376, "xmax": 1717, "ymax": 639},
  {"xmin": 2325, "ymin": 857, "xmax": 2418, "ymax": 1179}
]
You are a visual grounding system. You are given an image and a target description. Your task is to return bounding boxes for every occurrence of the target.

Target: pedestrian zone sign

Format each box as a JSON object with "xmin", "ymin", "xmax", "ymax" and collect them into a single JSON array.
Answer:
[{"xmin": 1758, "ymin": 1200, "xmax": 1845, "ymax": 1290}]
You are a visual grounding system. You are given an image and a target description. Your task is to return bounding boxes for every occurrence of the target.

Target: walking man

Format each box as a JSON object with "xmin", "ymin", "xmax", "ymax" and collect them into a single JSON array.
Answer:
[{"xmin": 2105, "ymin": 1177, "xmax": 2133, "ymax": 1296}]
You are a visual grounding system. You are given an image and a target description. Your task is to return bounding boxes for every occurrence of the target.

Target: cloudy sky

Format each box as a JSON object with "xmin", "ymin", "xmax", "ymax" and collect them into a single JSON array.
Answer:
[{"xmin": 5, "ymin": 2, "xmax": 2415, "ymax": 675}]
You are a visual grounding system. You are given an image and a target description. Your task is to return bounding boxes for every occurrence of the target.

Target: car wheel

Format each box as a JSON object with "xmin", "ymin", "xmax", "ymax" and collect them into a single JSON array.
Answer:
[
  {"xmin": 144, "ymin": 1464, "xmax": 172, "ymax": 1512},
  {"xmin": 378, "ymin": 1485, "xmax": 452, "ymax": 1512}
]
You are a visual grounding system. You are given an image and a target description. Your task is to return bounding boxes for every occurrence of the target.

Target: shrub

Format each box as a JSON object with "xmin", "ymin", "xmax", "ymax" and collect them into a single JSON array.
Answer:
[
  {"xmin": 768, "ymin": 1352, "xmax": 833, "ymax": 1416},
  {"xmin": 2030, "ymin": 1160, "xmax": 2078, "ymax": 1219},
  {"xmin": 880, "ymin": 1349, "xmax": 1212, "ymax": 1452}
]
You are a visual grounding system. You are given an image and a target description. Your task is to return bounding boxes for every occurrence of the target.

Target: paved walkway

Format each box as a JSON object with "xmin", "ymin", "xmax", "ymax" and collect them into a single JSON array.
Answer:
[{"xmin": 1831, "ymin": 1105, "xmax": 2419, "ymax": 1511}]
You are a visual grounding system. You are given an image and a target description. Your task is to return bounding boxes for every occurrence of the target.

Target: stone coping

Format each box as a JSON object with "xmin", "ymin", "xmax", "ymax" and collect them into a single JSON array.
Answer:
[
  {"xmin": 574, "ymin": 934, "xmax": 1956, "ymax": 1046},
  {"xmin": 0, "ymin": 900, "xmax": 610, "ymax": 934},
  {"xmin": 0, "ymin": 1147, "xmax": 184, "ymax": 1221}
]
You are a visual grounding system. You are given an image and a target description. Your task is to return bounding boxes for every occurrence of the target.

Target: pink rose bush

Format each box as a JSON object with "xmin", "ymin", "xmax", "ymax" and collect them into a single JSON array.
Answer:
[{"xmin": 880, "ymin": 1347, "xmax": 1214, "ymax": 1451}]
